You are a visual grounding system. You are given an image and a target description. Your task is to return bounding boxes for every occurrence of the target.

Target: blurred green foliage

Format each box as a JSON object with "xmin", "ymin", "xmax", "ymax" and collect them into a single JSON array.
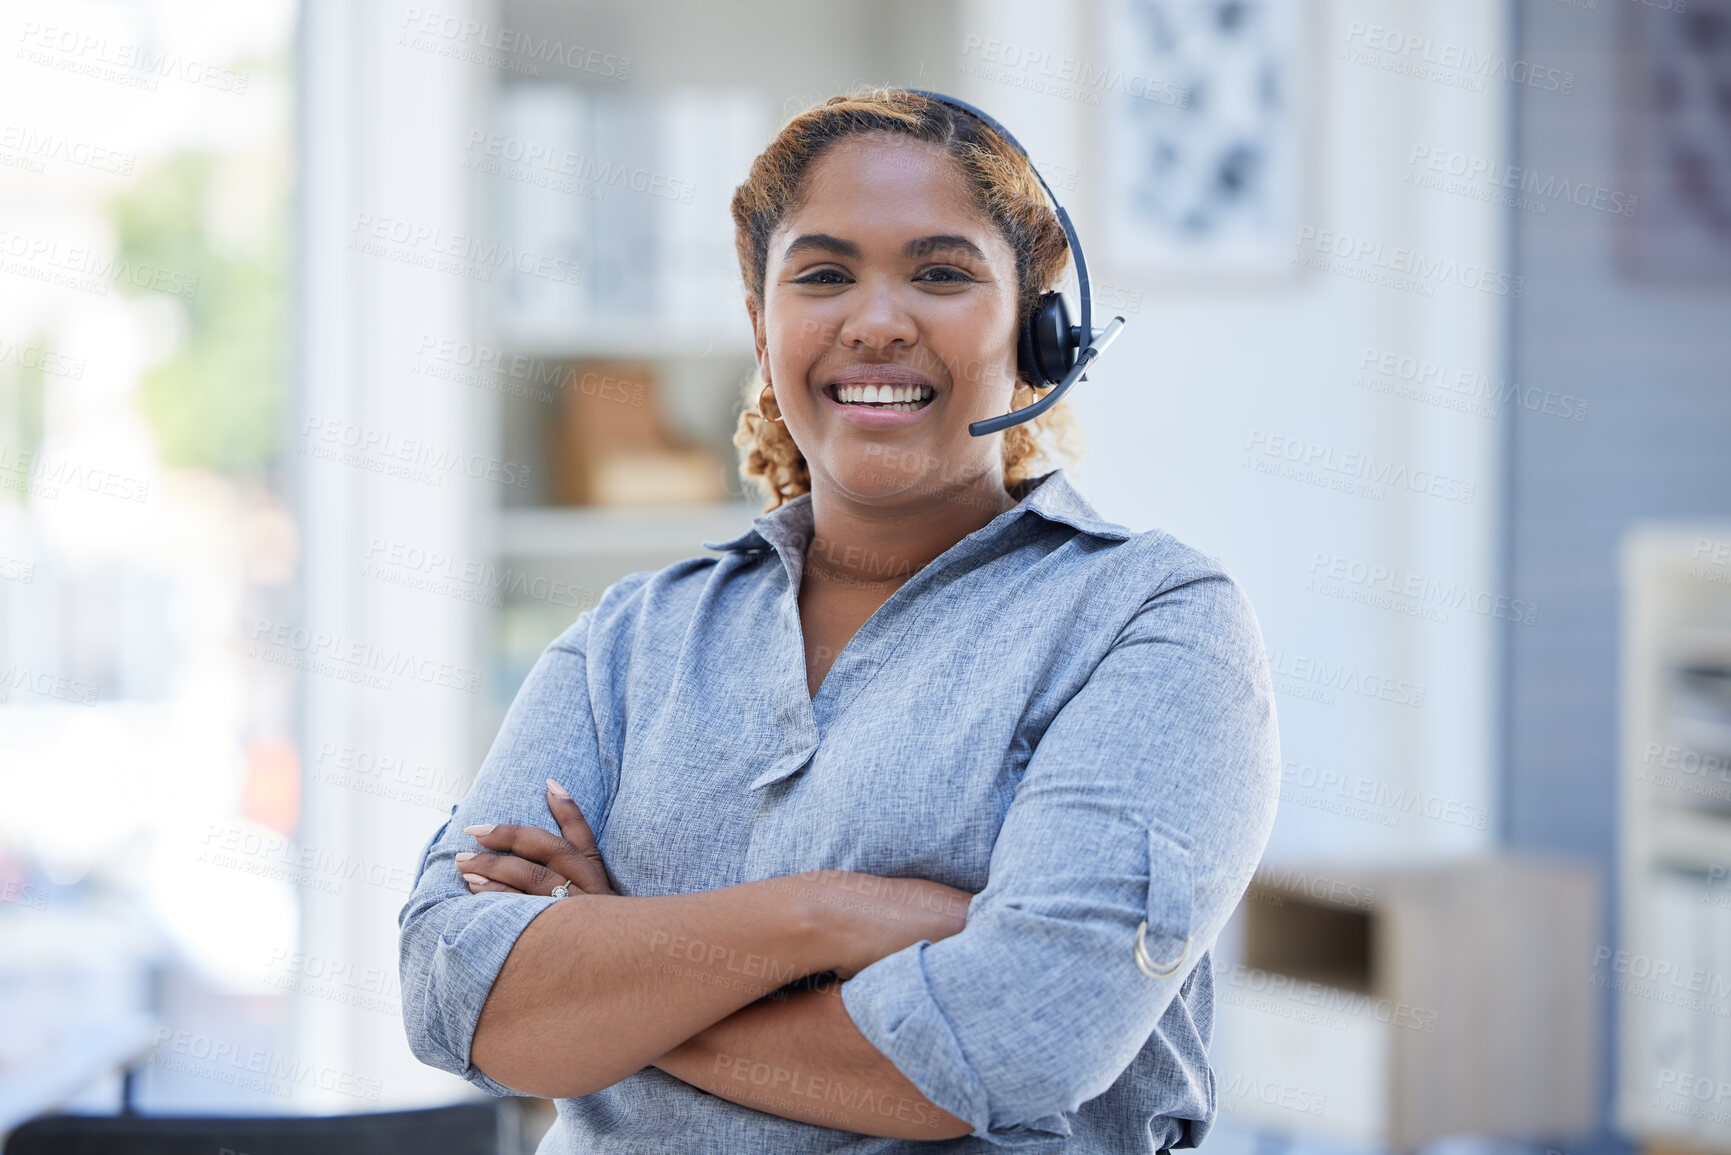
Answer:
[
  {"xmin": 0, "ymin": 347, "xmax": 46, "ymax": 504},
  {"xmin": 110, "ymin": 151, "xmax": 286, "ymax": 477}
]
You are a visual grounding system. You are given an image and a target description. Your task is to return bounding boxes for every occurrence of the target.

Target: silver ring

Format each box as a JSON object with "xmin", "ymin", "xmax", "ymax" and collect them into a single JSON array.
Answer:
[
  {"xmin": 1134, "ymin": 920, "xmax": 1187, "ymax": 978},
  {"xmin": 551, "ymin": 882, "xmax": 570, "ymax": 899}
]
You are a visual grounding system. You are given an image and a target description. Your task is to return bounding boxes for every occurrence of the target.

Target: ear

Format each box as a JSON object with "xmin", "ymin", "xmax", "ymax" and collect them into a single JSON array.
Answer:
[{"xmin": 746, "ymin": 296, "xmax": 768, "ymax": 382}]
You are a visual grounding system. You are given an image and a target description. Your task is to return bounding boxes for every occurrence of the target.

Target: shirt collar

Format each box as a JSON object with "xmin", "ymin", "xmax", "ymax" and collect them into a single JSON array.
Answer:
[{"xmin": 700, "ymin": 468, "xmax": 1134, "ymax": 555}]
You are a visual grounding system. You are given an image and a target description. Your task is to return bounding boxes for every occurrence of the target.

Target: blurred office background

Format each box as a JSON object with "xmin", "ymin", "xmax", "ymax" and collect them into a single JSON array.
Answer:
[{"xmin": 1, "ymin": 0, "xmax": 1728, "ymax": 1151}]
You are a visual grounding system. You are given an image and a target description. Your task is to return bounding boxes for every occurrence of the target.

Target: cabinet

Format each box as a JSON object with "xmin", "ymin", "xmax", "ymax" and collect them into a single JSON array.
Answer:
[
  {"xmin": 1212, "ymin": 856, "xmax": 1598, "ymax": 1148},
  {"xmin": 1617, "ymin": 524, "xmax": 1731, "ymax": 1146}
]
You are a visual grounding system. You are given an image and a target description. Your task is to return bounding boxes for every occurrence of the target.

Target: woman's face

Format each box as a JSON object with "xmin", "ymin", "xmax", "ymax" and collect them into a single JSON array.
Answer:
[{"xmin": 748, "ymin": 132, "xmax": 1024, "ymax": 507}]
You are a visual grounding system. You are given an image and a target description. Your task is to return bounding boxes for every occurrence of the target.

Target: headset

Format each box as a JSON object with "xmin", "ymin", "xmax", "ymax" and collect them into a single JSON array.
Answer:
[{"xmin": 903, "ymin": 89, "xmax": 1126, "ymax": 437}]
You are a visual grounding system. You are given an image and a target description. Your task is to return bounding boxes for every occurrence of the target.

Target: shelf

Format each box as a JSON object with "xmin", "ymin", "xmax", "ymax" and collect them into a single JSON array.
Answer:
[
  {"xmin": 1648, "ymin": 805, "xmax": 1731, "ymax": 870},
  {"xmin": 1625, "ymin": 522, "xmax": 1731, "ymax": 567},
  {"xmin": 1667, "ymin": 627, "xmax": 1731, "ymax": 676},
  {"xmin": 1672, "ymin": 710, "xmax": 1731, "ymax": 760},
  {"xmin": 1620, "ymin": 523, "xmax": 1731, "ymax": 1145},
  {"xmin": 498, "ymin": 500, "xmax": 762, "ymax": 559}
]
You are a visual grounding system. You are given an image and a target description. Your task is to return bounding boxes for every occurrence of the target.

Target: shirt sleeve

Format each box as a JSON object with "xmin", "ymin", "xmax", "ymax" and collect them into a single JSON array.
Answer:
[
  {"xmin": 839, "ymin": 564, "xmax": 1281, "ymax": 1144},
  {"xmin": 397, "ymin": 609, "xmax": 614, "ymax": 1098}
]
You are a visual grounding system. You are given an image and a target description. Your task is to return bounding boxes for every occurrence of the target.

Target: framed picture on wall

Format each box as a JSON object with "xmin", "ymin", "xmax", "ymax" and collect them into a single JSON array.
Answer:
[
  {"xmin": 1091, "ymin": 0, "xmax": 1310, "ymax": 283},
  {"xmin": 1619, "ymin": 0, "xmax": 1731, "ymax": 281}
]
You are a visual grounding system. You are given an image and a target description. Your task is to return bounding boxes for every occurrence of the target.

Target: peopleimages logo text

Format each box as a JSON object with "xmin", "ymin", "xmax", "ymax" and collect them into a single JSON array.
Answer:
[
  {"xmin": 348, "ymin": 212, "xmax": 582, "ymax": 286},
  {"xmin": 0, "ymin": 124, "xmax": 136, "ymax": 175},
  {"xmin": 1308, "ymin": 551, "xmax": 1538, "ymax": 626},
  {"xmin": 1343, "ymin": 21, "xmax": 1575, "ymax": 93},
  {"xmin": 247, "ymin": 618, "xmax": 482, "ymax": 695},
  {"xmin": 465, "ymin": 131, "xmax": 694, "ymax": 203},
  {"xmin": 1245, "ymin": 429, "xmax": 1476, "ymax": 504},
  {"xmin": 1408, "ymin": 145, "xmax": 1636, "ymax": 216},
  {"xmin": 300, "ymin": 416, "xmax": 532, "ymax": 489},
  {"xmin": 1295, "ymin": 226, "xmax": 1524, "ymax": 298},
  {"xmin": 16, "ymin": 21, "xmax": 251, "ymax": 94},
  {"xmin": 398, "ymin": 9, "xmax": 629, "ymax": 78},
  {"xmin": 1357, "ymin": 346, "xmax": 1588, "ymax": 422}
]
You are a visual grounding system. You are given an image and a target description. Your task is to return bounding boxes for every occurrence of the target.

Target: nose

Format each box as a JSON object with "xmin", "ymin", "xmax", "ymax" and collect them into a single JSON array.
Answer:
[{"xmin": 835, "ymin": 275, "xmax": 917, "ymax": 355}]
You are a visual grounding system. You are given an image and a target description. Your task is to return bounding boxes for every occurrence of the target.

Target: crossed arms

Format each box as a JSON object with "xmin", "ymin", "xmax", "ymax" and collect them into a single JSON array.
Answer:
[{"xmin": 397, "ymin": 568, "xmax": 1280, "ymax": 1141}]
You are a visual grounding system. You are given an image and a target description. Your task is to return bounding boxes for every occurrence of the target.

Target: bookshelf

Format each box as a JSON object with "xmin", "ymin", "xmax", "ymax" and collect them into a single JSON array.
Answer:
[
  {"xmin": 467, "ymin": 0, "xmax": 959, "ymax": 730},
  {"xmin": 1618, "ymin": 524, "xmax": 1731, "ymax": 1144}
]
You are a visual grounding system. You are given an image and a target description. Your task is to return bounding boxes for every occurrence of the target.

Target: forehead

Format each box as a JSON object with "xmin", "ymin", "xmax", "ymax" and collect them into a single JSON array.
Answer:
[{"xmin": 777, "ymin": 132, "xmax": 1001, "ymax": 252}]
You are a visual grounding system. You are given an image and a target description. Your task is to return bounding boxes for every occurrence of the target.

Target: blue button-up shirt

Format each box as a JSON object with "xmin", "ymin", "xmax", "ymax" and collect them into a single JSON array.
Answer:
[{"xmin": 398, "ymin": 467, "xmax": 1281, "ymax": 1153}]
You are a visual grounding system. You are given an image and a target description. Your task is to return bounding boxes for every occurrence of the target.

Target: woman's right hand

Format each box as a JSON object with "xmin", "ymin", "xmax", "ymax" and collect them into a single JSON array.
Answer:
[
  {"xmin": 457, "ymin": 778, "xmax": 619, "ymax": 898},
  {"xmin": 798, "ymin": 871, "xmax": 975, "ymax": 980}
]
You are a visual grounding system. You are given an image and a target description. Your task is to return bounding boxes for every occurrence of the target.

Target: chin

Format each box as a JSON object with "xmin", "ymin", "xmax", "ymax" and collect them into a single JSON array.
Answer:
[{"xmin": 834, "ymin": 467, "xmax": 920, "ymax": 503}]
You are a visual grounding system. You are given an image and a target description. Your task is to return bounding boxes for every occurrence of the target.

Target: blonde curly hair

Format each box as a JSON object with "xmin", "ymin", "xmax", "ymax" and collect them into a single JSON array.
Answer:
[{"xmin": 730, "ymin": 85, "xmax": 1085, "ymax": 511}]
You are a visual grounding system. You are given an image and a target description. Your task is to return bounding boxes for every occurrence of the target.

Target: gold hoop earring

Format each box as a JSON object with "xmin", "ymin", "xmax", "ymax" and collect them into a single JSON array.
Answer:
[{"xmin": 757, "ymin": 381, "xmax": 785, "ymax": 424}]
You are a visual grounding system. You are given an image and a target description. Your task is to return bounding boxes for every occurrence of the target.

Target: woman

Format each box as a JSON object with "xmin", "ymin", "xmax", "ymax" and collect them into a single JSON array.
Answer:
[{"xmin": 398, "ymin": 86, "xmax": 1280, "ymax": 1153}]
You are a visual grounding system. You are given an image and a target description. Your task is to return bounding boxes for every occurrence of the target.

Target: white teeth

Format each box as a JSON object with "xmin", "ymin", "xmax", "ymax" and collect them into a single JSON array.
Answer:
[{"xmin": 834, "ymin": 382, "xmax": 934, "ymax": 405}]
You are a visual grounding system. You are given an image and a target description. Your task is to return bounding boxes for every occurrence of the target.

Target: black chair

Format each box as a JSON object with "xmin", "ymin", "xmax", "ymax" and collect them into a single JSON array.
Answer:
[{"xmin": 2, "ymin": 1103, "xmax": 503, "ymax": 1155}]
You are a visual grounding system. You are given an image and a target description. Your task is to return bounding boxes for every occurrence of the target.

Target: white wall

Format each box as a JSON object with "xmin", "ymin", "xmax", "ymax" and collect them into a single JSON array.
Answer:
[{"xmin": 958, "ymin": 0, "xmax": 1510, "ymax": 863}]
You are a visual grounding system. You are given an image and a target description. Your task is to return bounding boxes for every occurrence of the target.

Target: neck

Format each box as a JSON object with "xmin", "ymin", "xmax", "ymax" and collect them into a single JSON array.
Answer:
[{"xmin": 803, "ymin": 469, "xmax": 1023, "ymax": 587}]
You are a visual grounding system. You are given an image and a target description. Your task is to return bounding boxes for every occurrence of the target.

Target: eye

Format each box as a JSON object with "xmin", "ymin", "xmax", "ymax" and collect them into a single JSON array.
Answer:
[
  {"xmin": 917, "ymin": 266, "xmax": 976, "ymax": 284},
  {"xmin": 793, "ymin": 268, "xmax": 850, "ymax": 285}
]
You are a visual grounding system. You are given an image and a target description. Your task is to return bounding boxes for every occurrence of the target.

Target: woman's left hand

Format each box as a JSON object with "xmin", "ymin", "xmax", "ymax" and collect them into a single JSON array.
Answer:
[{"xmin": 456, "ymin": 778, "xmax": 619, "ymax": 897}]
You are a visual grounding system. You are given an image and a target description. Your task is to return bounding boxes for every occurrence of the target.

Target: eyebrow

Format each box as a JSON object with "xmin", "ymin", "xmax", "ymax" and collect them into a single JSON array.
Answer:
[{"xmin": 781, "ymin": 233, "xmax": 989, "ymax": 262}]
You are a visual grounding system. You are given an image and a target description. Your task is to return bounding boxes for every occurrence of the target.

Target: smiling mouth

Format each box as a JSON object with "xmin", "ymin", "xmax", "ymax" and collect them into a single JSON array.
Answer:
[{"xmin": 826, "ymin": 382, "xmax": 935, "ymax": 412}]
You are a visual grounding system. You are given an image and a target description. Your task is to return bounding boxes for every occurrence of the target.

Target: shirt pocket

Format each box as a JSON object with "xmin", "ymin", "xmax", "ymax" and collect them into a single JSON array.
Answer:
[{"xmin": 1136, "ymin": 818, "xmax": 1195, "ymax": 979}]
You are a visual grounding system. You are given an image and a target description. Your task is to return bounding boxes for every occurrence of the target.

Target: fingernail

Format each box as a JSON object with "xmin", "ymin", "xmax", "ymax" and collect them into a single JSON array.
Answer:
[
  {"xmin": 463, "ymin": 873, "xmax": 488, "ymax": 886},
  {"xmin": 546, "ymin": 778, "xmax": 570, "ymax": 799},
  {"xmin": 454, "ymin": 852, "xmax": 476, "ymax": 863},
  {"xmin": 464, "ymin": 824, "xmax": 496, "ymax": 836}
]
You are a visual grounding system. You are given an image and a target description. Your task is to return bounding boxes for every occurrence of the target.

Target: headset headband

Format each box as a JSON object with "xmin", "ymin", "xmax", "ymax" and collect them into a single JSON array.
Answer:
[
  {"xmin": 902, "ymin": 88, "xmax": 1093, "ymax": 351},
  {"xmin": 900, "ymin": 88, "xmax": 1124, "ymax": 437}
]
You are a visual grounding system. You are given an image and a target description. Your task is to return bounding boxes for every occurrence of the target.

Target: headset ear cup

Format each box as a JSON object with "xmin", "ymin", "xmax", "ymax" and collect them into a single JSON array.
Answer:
[
  {"xmin": 1017, "ymin": 312, "xmax": 1044, "ymax": 388},
  {"xmin": 1024, "ymin": 291, "xmax": 1075, "ymax": 388}
]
